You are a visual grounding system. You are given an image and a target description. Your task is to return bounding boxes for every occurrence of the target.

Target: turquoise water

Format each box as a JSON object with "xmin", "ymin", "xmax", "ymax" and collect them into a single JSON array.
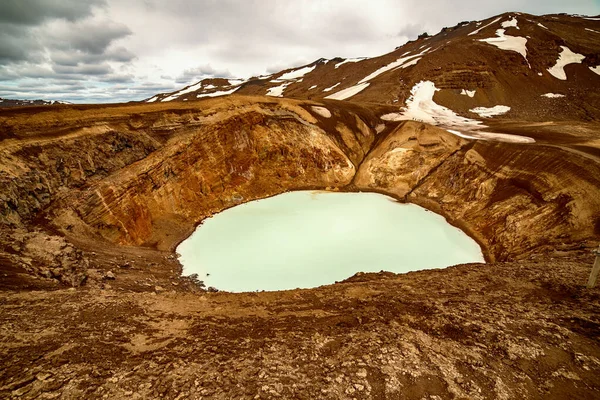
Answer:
[{"xmin": 177, "ymin": 191, "xmax": 484, "ymax": 292}]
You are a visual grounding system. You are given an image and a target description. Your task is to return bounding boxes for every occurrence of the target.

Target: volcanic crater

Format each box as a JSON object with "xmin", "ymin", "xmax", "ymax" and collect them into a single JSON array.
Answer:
[{"xmin": 1, "ymin": 11, "xmax": 600, "ymax": 400}]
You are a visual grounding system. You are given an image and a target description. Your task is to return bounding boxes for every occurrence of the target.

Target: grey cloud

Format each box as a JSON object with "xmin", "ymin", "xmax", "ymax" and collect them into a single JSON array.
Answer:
[
  {"xmin": 12, "ymin": 65, "xmax": 56, "ymax": 79},
  {"xmin": 22, "ymin": 84, "xmax": 88, "ymax": 93},
  {"xmin": 48, "ymin": 79, "xmax": 92, "ymax": 87},
  {"xmin": 175, "ymin": 64, "xmax": 233, "ymax": 83},
  {"xmin": 396, "ymin": 23, "xmax": 427, "ymax": 40},
  {"xmin": 107, "ymin": 47, "xmax": 136, "ymax": 62},
  {"xmin": 0, "ymin": 34, "xmax": 35, "ymax": 63},
  {"xmin": 312, "ymin": 11, "xmax": 380, "ymax": 43},
  {"xmin": 100, "ymin": 73, "xmax": 135, "ymax": 83},
  {"xmin": 51, "ymin": 47, "xmax": 136, "ymax": 67},
  {"xmin": 9, "ymin": 67, "xmax": 85, "ymax": 81},
  {"xmin": 140, "ymin": 82, "xmax": 177, "ymax": 90},
  {"xmin": 48, "ymin": 21, "xmax": 132, "ymax": 55},
  {"xmin": 0, "ymin": 0, "xmax": 135, "ymax": 93},
  {"xmin": 43, "ymin": 73, "xmax": 85, "ymax": 81},
  {"xmin": 0, "ymin": 23, "xmax": 43, "ymax": 63},
  {"xmin": 265, "ymin": 60, "xmax": 310, "ymax": 75},
  {"xmin": 0, "ymin": 0, "xmax": 105, "ymax": 25},
  {"xmin": 128, "ymin": 0, "xmax": 314, "ymax": 58},
  {"xmin": 12, "ymin": 81, "xmax": 49, "ymax": 88},
  {"xmin": 0, "ymin": 69, "xmax": 17, "ymax": 81},
  {"xmin": 0, "ymin": 3, "xmax": 137, "ymax": 98},
  {"xmin": 51, "ymin": 52, "xmax": 80, "ymax": 67},
  {"xmin": 53, "ymin": 63, "xmax": 113, "ymax": 76},
  {"xmin": 265, "ymin": 65, "xmax": 286, "ymax": 74}
]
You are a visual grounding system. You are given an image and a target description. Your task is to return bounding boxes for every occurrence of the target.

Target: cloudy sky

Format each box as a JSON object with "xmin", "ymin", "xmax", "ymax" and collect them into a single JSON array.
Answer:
[{"xmin": 1, "ymin": 0, "xmax": 599, "ymax": 103}]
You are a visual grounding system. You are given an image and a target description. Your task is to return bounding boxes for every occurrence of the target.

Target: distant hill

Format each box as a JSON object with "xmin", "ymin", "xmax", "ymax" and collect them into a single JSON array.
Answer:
[{"xmin": 0, "ymin": 98, "xmax": 72, "ymax": 108}]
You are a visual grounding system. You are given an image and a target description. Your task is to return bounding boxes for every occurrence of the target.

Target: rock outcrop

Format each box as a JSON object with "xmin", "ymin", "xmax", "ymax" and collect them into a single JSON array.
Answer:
[{"xmin": 354, "ymin": 121, "xmax": 600, "ymax": 261}]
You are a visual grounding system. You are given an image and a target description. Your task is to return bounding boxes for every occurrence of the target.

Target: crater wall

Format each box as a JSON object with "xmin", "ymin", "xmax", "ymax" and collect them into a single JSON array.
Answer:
[{"xmin": 0, "ymin": 97, "xmax": 598, "ymax": 270}]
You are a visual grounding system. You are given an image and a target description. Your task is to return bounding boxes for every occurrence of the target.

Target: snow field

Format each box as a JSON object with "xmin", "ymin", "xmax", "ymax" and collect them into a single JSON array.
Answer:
[{"xmin": 547, "ymin": 46, "xmax": 585, "ymax": 80}]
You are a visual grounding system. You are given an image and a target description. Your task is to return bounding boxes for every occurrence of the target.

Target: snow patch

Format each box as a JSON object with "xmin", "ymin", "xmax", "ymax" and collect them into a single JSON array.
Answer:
[
  {"xmin": 469, "ymin": 105, "xmax": 511, "ymax": 118},
  {"xmin": 468, "ymin": 17, "xmax": 502, "ymax": 36},
  {"xmin": 445, "ymin": 129, "xmax": 477, "ymax": 140},
  {"xmin": 401, "ymin": 57, "xmax": 421, "ymax": 68},
  {"xmin": 266, "ymin": 82, "xmax": 291, "ymax": 97},
  {"xmin": 380, "ymin": 81, "xmax": 533, "ymax": 143},
  {"xmin": 228, "ymin": 79, "xmax": 246, "ymax": 85},
  {"xmin": 380, "ymin": 81, "xmax": 483, "ymax": 129},
  {"xmin": 542, "ymin": 93, "xmax": 565, "ymax": 98},
  {"xmin": 309, "ymin": 85, "xmax": 318, "ymax": 90},
  {"xmin": 479, "ymin": 29, "xmax": 528, "ymax": 62},
  {"xmin": 146, "ymin": 96, "xmax": 159, "ymax": 103},
  {"xmin": 278, "ymin": 65, "xmax": 316, "ymax": 80},
  {"xmin": 501, "ymin": 17, "xmax": 519, "ymax": 29},
  {"xmin": 324, "ymin": 82, "xmax": 370, "ymax": 100},
  {"xmin": 323, "ymin": 82, "xmax": 341, "ymax": 92},
  {"xmin": 461, "ymin": 89, "xmax": 476, "ymax": 98},
  {"xmin": 586, "ymin": 28, "xmax": 600, "ymax": 34},
  {"xmin": 203, "ymin": 84, "xmax": 216, "ymax": 89},
  {"xmin": 161, "ymin": 81, "xmax": 203, "ymax": 102},
  {"xmin": 537, "ymin": 23, "xmax": 548, "ymax": 29},
  {"xmin": 547, "ymin": 46, "xmax": 585, "ymax": 80},
  {"xmin": 197, "ymin": 87, "xmax": 240, "ymax": 98},
  {"xmin": 311, "ymin": 106, "xmax": 332, "ymax": 118},
  {"xmin": 334, "ymin": 58, "xmax": 367, "ymax": 68},
  {"xmin": 590, "ymin": 66, "xmax": 600, "ymax": 76},
  {"xmin": 358, "ymin": 48, "xmax": 430, "ymax": 84}
]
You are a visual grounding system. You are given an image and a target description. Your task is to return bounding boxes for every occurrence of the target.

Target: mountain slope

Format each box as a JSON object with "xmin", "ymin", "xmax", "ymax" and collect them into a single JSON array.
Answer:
[{"xmin": 148, "ymin": 12, "xmax": 600, "ymax": 125}]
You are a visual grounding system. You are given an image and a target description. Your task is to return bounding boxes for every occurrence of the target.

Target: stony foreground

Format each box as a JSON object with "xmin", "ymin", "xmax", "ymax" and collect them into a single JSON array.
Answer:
[{"xmin": 1, "ymin": 252, "xmax": 599, "ymax": 400}]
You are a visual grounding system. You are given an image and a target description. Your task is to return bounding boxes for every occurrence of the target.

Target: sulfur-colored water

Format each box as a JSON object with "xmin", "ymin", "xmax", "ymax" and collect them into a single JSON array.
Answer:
[{"xmin": 177, "ymin": 191, "xmax": 484, "ymax": 292}]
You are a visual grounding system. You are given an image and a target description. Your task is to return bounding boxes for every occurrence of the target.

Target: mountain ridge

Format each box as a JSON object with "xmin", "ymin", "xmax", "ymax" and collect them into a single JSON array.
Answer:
[{"xmin": 146, "ymin": 11, "xmax": 600, "ymax": 125}]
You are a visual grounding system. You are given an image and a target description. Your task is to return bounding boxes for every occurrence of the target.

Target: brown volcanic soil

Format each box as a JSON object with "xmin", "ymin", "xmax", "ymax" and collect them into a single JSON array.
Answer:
[
  {"xmin": 1, "ymin": 93, "xmax": 600, "ymax": 399},
  {"xmin": 2, "ymin": 254, "xmax": 600, "ymax": 399}
]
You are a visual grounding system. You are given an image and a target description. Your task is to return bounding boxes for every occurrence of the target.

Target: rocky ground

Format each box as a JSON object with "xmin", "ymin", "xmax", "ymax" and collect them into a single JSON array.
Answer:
[{"xmin": 1, "ymin": 251, "xmax": 600, "ymax": 399}]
